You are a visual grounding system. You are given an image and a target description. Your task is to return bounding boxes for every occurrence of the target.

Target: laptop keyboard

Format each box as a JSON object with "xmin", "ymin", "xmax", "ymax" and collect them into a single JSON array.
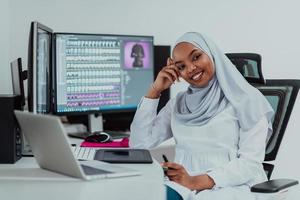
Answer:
[
  {"xmin": 72, "ymin": 146, "xmax": 96, "ymax": 160},
  {"xmin": 81, "ymin": 164, "xmax": 112, "ymax": 175}
]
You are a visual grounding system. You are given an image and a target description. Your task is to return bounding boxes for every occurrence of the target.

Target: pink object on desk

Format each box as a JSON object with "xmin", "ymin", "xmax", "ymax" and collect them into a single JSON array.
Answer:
[{"xmin": 80, "ymin": 138, "xmax": 129, "ymax": 148}]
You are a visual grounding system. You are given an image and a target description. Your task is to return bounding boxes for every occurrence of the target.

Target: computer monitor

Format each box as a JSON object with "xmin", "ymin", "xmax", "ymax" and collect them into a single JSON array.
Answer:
[
  {"xmin": 53, "ymin": 33, "xmax": 154, "ymax": 132},
  {"xmin": 27, "ymin": 21, "xmax": 53, "ymax": 113},
  {"xmin": 10, "ymin": 58, "xmax": 26, "ymax": 108}
]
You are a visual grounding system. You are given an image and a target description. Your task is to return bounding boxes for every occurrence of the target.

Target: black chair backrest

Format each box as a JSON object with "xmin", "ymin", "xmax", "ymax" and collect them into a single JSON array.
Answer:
[
  {"xmin": 258, "ymin": 80, "xmax": 300, "ymax": 161},
  {"xmin": 226, "ymin": 53, "xmax": 265, "ymax": 84},
  {"xmin": 226, "ymin": 52, "xmax": 300, "ymax": 179},
  {"xmin": 257, "ymin": 80, "xmax": 300, "ymax": 179}
]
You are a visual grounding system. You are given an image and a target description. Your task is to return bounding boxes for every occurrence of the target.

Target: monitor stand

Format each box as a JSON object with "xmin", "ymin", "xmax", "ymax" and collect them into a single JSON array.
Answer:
[
  {"xmin": 88, "ymin": 113, "xmax": 103, "ymax": 133},
  {"xmin": 88, "ymin": 114, "xmax": 130, "ymax": 140},
  {"xmin": 67, "ymin": 114, "xmax": 103, "ymax": 139},
  {"xmin": 68, "ymin": 113, "xmax": 130, "ymax": 140}
]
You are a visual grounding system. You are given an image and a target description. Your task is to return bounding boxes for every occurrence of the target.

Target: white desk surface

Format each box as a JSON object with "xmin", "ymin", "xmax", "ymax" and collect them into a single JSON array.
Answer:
[{"xmin": 0, "ymin": 157, "xmax": 165, "ymax": 200}]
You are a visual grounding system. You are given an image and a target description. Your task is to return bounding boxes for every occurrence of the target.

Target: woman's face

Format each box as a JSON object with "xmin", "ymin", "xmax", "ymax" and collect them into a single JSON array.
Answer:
[{"xmin": 172, "ymin": 42, "xmax": 215, "ymax": 87}]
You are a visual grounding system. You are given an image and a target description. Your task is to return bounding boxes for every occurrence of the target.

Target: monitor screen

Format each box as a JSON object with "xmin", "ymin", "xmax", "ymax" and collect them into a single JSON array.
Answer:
[
  {"xmin": 54, "ymin": 33, "xmax": 154, "ymax": 114},
  {"xmin": 27, "ymin": 21, "xmax": 53, "ymax": 113}
]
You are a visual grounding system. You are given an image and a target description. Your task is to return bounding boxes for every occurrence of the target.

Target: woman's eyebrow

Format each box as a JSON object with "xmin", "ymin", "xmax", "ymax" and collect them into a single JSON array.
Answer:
[
  {"xmin": 174, "ymin": 61, "xmax": 183, "ymax": 65},
  {"xmin": 189, "ymin": 49, "xmax": 199, "ymax": 57},
  {"xmin": 174, "ymin": 49, "xmax": 199, "ymax": 65}
]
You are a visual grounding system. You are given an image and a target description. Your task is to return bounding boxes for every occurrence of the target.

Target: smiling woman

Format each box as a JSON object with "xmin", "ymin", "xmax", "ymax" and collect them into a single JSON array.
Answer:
[
  {"xmin": 172, "ymin": 43, "xmax": 215, "ymax": 88},
  {"xmin": 129, "ymin": 32, "xmax": 274, "ymax": 200}
]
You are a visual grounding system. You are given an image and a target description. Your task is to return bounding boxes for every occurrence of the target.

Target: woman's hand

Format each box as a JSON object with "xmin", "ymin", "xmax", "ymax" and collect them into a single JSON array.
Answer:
[
  {"xmin": 162, "ymin": 162, "xmax": 215, "ymax": 191},
  {"xmin": 146, "ymin": 58, "xmax": 180, "ymax": 99},
  {"xmin": 162, "ymin": 162, "xmax": 196, "ymax": 190}
]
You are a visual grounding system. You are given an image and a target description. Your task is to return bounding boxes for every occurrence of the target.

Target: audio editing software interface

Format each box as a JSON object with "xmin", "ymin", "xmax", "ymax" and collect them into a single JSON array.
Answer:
[{"xmin": 55, "ymin": 34, "xmax": 153, "ymax": 113}]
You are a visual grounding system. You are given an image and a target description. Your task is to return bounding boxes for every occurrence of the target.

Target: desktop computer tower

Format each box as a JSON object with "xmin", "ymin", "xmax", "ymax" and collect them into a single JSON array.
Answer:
[{"xmin": 0, "ymin": 95, "xmax": 23, "ymax": 163}]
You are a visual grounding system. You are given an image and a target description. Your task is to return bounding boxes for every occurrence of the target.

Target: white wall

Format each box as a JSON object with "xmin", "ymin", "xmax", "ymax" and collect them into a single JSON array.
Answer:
[
  {"xmin": 2, "ymin": 0, "xmax": 300, "ymax": 198},
  {"xmin": 6, "ymin": 0, "xmax": 300, "ymax": 93},
  {"xmin": 0, "ymin": 0, "xmax": 11, "ymax": 94}
]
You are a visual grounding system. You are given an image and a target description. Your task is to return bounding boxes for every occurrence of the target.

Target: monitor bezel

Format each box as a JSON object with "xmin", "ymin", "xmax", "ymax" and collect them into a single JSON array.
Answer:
[
  {"xmin": 10, "ymin": 57, "xmax": 26, "ymax": 107},
  {"xmin": 52, "ymin": 32, "xmax": 154, "ymax": 116},
  {"xmin": 27, "ymin": 21, "xmax": 53, "ymax": 114}
]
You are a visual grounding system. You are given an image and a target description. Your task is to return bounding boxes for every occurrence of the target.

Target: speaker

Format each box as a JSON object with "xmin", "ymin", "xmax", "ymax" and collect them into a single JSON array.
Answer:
[{"xmin": 0, "ymin": 95, "xmax": 23, "ymax": 163}]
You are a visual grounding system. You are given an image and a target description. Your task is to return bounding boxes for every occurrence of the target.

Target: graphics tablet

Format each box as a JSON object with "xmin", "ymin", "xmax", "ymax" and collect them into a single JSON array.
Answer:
[{"xmin": 95, "ymin": 149, "xmax": 153, "ymax": 164}]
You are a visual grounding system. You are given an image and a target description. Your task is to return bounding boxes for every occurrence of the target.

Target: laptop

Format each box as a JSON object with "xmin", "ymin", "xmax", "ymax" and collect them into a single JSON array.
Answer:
[{"xmin": 14, "ymin": 110, "xmax": 141, "ymax": 180}]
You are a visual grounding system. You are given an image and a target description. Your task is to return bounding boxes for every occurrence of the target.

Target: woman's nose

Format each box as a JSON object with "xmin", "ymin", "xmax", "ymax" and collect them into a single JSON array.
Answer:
[{"xmin": 187, "ymin": 63, "xmax": 197, "ymax": 72}]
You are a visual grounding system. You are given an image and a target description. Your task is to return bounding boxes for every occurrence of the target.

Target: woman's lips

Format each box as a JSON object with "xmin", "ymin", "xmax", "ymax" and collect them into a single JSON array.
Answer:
[{"xmin": 191, "ymin": 71, "xmax": 203, "ymax": 81}]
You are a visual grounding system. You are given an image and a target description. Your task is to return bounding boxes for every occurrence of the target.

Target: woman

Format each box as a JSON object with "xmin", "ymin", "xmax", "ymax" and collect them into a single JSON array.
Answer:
[{"xmin": 130, "ymin": 32, "xmax": 274, "ymax": 200}]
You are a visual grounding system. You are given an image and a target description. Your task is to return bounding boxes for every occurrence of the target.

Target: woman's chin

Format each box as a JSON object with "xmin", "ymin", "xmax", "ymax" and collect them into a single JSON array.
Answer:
[{"xmin": 190, "ymin": 79, "xmax": 209, "ymax": 88}]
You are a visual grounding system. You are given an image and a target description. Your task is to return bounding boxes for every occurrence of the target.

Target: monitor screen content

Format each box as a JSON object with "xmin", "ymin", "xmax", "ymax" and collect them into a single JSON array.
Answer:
[
  {"xmin": 27, "ymin": 21, "xmax": 52, "ymax": 113},
  {"xmin": 54, "ymin": 33, "xmax": 154, "ymax": 114}
]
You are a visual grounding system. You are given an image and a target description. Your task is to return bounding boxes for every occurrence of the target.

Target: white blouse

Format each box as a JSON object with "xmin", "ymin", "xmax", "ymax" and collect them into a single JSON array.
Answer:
[{"xmin": 130, "ymin": 97, "xmax": 269, "ymax": 200}]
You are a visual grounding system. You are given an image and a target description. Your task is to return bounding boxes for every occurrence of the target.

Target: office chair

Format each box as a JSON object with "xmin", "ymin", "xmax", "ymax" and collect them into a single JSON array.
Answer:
[
  {"xmin": 250, "ymin": 80, "xmax": 299, "ymax": 199},
  {"xmin": 226, "ymin": 53, "xmax": 299, "ymax": 199},
  {"xmin": 226, "ymin": 53, "xmax": 265, "ymax": 84}
]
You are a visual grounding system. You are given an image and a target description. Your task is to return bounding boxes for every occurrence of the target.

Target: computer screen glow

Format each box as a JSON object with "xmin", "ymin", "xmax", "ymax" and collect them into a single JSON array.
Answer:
[{"xmin": 54, "ymin": 33, "xmax": 154, "ymax": 114}]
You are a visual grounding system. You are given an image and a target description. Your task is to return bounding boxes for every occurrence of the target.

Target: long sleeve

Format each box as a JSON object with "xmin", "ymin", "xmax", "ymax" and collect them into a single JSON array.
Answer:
[
  {"xmin": 129, "ymin": 97, "xmax": 174, "ymax": 149},
  {"xmin": 206, "ymin": 116, "xmax": 269, "ymax": 188}
]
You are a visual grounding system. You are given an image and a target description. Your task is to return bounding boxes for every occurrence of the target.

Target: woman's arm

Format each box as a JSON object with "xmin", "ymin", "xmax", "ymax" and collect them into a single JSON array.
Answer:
[
  {"xmin": 129, "ymin": 97, "xmax": 175, "ymax": 149},
  {"xmin": 130, "ymin": 58, "xmax": 180, "ymax": 149}
]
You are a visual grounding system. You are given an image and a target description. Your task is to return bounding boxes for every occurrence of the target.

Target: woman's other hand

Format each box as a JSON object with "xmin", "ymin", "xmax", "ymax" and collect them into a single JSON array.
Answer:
[
  {"xmin": 146, "ymin": 58, "xmax": 180, "ymax": 99},
  {"xmin": 162, "ymin": 162, "xmax": 215, "ymax": 191}
]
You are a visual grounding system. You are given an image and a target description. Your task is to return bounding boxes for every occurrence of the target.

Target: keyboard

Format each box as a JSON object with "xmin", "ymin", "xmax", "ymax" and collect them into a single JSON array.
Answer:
[{"xmin": 72, "ymin": 146, "xmax": 96, "ymax": 160}]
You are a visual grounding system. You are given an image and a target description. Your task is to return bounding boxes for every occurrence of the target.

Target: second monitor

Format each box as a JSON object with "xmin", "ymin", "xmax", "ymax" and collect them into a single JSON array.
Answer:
[{"xmin": 53, "ymin": 33, "xmax": 154, "ymax": 131}]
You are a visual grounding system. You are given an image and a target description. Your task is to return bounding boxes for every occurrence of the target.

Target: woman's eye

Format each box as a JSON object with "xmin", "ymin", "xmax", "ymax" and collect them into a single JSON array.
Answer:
[
  {"xmin": 192, "ymin": 54, "xmax": 201, "ymax": 61},
  {"xmin": 176, "ymin": 65, "xmax": 185, "ymax": 71}
]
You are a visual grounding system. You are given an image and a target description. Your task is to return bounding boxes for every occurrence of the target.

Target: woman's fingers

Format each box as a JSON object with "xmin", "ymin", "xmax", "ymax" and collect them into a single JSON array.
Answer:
[
  {"xmin": 164, "ymin": 68, "xmax": 179, "ymax": 81},
  {"xmin": 166, "ymin": 57, "xmax": 180, "ymax": 76},
  {"xmin": 154, "ymin": 59, "xmax": 180, "ymax": 90},
  {"xmin": 167, "ymin": 57, "xmax": 174, "ymax": 66},
  {"xmin": 166, "ymin": 169, "xmax": 181, "ymax": 176},
  {"xmin": 163, "ymin": 162, "xmax": 183, "ymax": 170},
  {"xmin": 160, "ymin": 71, "xmax": 175, "ymax": 84}
]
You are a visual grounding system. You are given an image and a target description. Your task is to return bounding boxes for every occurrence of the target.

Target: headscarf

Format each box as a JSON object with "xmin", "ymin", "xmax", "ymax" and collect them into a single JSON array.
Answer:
[{"xmin": 173, "ymin": 32, "xmax": 274, "ymax": 140}]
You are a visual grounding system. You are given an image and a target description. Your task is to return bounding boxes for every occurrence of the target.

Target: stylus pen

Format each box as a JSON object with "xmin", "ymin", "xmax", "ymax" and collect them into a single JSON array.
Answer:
[{"xmin": 162, "ymin": 154, "xmax": 169, "ymax": 163}]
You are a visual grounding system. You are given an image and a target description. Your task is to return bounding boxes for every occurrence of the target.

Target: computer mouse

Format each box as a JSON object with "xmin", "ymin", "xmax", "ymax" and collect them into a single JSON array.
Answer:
[{"xmin": 84, "ymin": 132, "xmax": 111, "ymax": 143}]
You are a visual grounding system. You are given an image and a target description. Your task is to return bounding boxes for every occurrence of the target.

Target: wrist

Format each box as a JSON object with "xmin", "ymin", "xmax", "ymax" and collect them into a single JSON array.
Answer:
[
  {"xmin": 189, "ymin": 174, "xmax": 215, "ymax": 191},
  {"xmin": 145, "ymin": 83, "xmax": 161, "ymax": 99}
]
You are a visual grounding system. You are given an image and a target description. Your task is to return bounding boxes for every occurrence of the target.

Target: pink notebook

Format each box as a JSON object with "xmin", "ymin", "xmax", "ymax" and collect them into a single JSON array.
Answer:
[{"xmin": 80, "ymin": 138, "xmax": 129, "ymax": 148}]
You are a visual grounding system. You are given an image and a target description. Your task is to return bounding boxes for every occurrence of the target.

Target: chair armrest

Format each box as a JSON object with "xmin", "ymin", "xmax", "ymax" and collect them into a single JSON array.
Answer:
[{"xmin": 251, "ymin": 179, "xmax": 298, "ymax": 193}]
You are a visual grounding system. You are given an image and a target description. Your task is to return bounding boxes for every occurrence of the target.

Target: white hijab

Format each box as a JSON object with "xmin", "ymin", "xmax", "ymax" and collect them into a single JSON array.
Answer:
[{"xmin": 173, "ymin": 32, "xmax": 274, "ymax": 140}]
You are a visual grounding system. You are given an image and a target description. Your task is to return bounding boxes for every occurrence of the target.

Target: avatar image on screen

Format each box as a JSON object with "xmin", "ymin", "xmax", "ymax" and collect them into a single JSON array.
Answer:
[
  {"xmin": 131, "ymin": 43, "xmax": 144, "ymax": 67},
  {"xmin": 124, "ymin": 41, "xmax": 151, "ymax": 69}
]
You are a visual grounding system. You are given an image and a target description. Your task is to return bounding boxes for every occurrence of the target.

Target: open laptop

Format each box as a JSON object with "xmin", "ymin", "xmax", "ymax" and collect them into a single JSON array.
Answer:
[{"xmin": 14, "ymin": 110, "xmax": 140, "ymax": 180}]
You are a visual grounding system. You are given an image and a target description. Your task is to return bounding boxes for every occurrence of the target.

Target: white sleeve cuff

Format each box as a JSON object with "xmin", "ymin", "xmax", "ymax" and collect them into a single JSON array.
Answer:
[
  {"xmin": 206, "ymin": 168, "xmax": 225, "ymax": 188},
  {"xmin": 137, "ymin": 96, "xmax": 160, "ymax": 110}
]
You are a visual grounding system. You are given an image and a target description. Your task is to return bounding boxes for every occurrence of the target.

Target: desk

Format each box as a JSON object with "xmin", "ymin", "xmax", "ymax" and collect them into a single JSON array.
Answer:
[{"xmin": 0, "ymin": 157, "xmax": 165, "ymax": 200}]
